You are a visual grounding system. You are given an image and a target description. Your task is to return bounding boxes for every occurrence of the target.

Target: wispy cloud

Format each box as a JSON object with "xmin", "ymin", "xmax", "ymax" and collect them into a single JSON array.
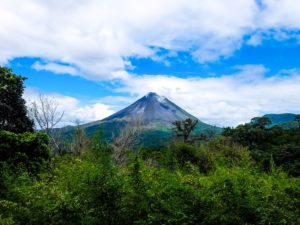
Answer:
[{"xmin": 32, "ymin": 61, "xmax": 78, "ymax": 75}]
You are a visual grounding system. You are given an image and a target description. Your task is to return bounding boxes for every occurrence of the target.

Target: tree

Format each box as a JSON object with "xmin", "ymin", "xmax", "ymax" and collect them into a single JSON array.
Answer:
[
  {"xmin": 0, "ymin": 131, "xmax": 50, "ymax": 175},
  {"xmin": 295, "ymin": 114, "xmax": 300, "ymax": 127},
  {"xmin": 111, "ymin": 119, "xmax": 143, "ymax": 166},
  {"xmin": 205, "ymin": 125, "xmax": 219, "ymax": 140},
  {"xmin": 71, "ymin": 121, "xmax": 89, "ymax": 156},
  {"xmin": 29, "ymin": 94, "xmax": 64, "ymax": 152},
  {"xmin": 172, "ymin": 118, "xmax": 198, "ymax": 143},
  {"xmin": 250, "ymin": 117, "xmax": 271, "ymax": 129},
  {"xmin": 0, "ymin": 67, "xmax": 33, "ymax": 133}
]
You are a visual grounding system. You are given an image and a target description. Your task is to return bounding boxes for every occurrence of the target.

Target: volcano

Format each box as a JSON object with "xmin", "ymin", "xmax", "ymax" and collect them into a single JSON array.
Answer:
[
  {"xmin": 102, "ymin": 92, "xmax": 198, "ymax": 124},
  {"xmin": 62, "ymin": 92, "xmax": 221, "ymax": 148}
]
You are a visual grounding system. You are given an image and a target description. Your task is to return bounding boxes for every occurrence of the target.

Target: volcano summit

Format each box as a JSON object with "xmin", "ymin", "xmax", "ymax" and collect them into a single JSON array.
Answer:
[{"xmin": 102, "ymin": 92, "xmax": 198, "ymax": 124}]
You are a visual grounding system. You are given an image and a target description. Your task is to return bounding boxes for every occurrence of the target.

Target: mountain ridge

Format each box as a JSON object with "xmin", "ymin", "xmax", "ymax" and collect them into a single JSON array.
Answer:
[{"xmin": 263, "ymin": 113, "xmax": 298, "ymax": 128}]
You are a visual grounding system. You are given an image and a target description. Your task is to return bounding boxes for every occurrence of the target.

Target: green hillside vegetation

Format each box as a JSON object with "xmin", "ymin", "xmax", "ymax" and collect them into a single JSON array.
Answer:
[
  {"xmin": 264, "ymin": 113, "xmax": 296, "ymax": 126},
  {"xmin": 263, "ymin": 113, "xmax": 298, "ymax": 129},
  {"xmin": 58, "ymin": 119, "xmax": 221, "ymax": 151},
  {"xmin": 1, "ymin": 67, "xmax": 300, "ymax": 225}
]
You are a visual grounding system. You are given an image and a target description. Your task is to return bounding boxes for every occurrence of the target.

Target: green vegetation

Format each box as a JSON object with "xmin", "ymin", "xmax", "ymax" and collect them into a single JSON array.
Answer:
[
  {"xmin": 1, "ymin": 138, "xmax": 299, "ymax": 225},
  {"xmin": 0, "ymin": 67, "xmax": 299, "ymax": 224},
  {"xmin": 0, "ymin": 67, "xmax": 50, "ymax": 202},
  {"xmin": 263, "ymin": 113, "xmax": 298, "ymax": 128},
  {"xmin": 223, "ymin": 116, "xmax": 300, "ymax": 176},
  {"xmin": 0, "ymin": 131, "xmax": 50, "ymax": 175},
  {"xmin": 0, "ymin": 67, "xmax": 34, "ymax": 133}
]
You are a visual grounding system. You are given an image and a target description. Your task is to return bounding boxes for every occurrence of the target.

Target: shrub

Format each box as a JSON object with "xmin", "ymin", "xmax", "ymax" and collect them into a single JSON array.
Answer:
[{"xmin": 172, "ymin": 143, "xmax": 199, "ymax": 167}]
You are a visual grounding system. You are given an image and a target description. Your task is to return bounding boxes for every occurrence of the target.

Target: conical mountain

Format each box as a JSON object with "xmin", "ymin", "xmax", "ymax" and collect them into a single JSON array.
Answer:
[
  {"xmin": 61, "ymin": 92, "xmax": 221, "ymax": 148},
  {"xmin": 102, "ymin": 92, "xmax": 197, "ymax": 124}
]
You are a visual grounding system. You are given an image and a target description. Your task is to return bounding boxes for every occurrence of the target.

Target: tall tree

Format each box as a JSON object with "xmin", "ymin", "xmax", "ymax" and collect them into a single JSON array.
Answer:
[
  {"xmin": 29, "ymin": 94, "xmax": 64, "ymax": 134},
  {"xmin": 111, "ymin": 118, "xmax": 143, "ymax": 166},
  {"xmin": 28, "ymin": 94, "xmax": 64, "ymax": 152},
  {"xmin": 0, "ymin": 67, "xmax": 33, "ymax": 133},
  {"xmin": 250, "ymin": 117, "xmax": 271, "ymax": 129},
  {"xmin": 295, "ymin": 114, "xmax": 300, "ymax": 127},
  {"xmin": 172, "ymin": 118, "xmax": 198, "ymax": 143},
  {"xmin": 71, "ymin": 121, "xmax": 89, "ymax": 156}
]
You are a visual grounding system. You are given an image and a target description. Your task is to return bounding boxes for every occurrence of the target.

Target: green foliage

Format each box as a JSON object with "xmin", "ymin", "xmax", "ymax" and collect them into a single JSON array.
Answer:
[
  {"xmin": 71, "ymin": 124, "xmax": 89, "ymax": 156},
  {"xmin": 0, "ymin": 130, "xmax": 50, "ymax": 175},
  {"xmin": 162, "ymin": 138, "xmax": 250, "ymax": 175},
  {"xmin": 0, "ymin": 118, "xmax": 299, "ymax": 224},
  {"xmin": 170, "ymin": 143, "xmax": 215, "ymax": 174},
  {"xmin": 250, "ymin": 116, "xmax": 271, "ymax": 129},
  {"xmin": 1, "ymin": 151, "xmax": 123, "ymax": 225},
  {"xmin": 201, "ymin": 167, "xmax": 300, "ymax": 225},
  {"xmin": 0, "ymin": 67, "xmax": 33, "ymax": 133},
  {"xmin": 295, "ymin": 114, "xmax": 300, "ymax": 127},
  {"xmin": 223, "ymin": 117, "xmax": 300, "ymax": 176}
]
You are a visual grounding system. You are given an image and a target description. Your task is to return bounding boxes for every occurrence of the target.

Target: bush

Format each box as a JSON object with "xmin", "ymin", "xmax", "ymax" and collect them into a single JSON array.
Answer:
[
  {"xmin": 173, "ymin": 143, "xmax": 199, "ymax": 167},
  {"xmin": 167, "ymin": 143, "xmax": 214, "ymax": 173}
]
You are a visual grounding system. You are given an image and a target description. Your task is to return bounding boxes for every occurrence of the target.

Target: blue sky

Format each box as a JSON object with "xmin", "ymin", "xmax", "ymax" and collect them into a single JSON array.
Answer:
[
  {"xmin": 9, "ymin": 40, "xmax": 300, "ymax": 97},
  {"xmin": 1, "ymin": 0, "xmax": 300, "ymax": 126}
]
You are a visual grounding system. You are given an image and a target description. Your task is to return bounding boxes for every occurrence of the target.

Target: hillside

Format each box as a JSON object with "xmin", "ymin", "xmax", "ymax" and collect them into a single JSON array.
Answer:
[{"xmin": 263, "ymin": 113, "xmax": 297, "ymax": 128}]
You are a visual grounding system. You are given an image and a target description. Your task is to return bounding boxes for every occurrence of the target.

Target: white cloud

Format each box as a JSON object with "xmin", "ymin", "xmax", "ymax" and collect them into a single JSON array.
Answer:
[
  {"xmin": 67, "ymin": 103, "xmax": 115, "ymax": 125},
  {"xmin": 24, "ymin": 88, "xmax": 115, "ymax": 127},
  {"xmin": 259, "ymin": 0, "xmax": 300, "ymax": 29},
  {"xmin": 32, "ymin": 61, "xmax": 78, "ymax": 75},
  {"xmin": 247, "ymin": 33, "xmax": 263, "ymax": 46},
  {"xmin": 116, "ymin": 65, "xmax": 300, "ymax": 126},
  {"xmin": 96, "ymin": 95, "xmax": 136, "ymax": 106},
  {"xmin": 3, "ymin": 0, "xmax": 299, "ymax": 80},
  {"xmin": 1, "ymin": 0, "xmax": 300, "ymax": 80}
]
